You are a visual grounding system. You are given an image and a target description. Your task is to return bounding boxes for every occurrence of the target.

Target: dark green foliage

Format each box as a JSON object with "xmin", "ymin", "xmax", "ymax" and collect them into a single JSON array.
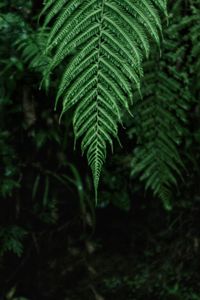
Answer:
[
  {"xmin": 15, "ymin": 28, "xmax": 51, "ymax": 89},
  {"xmin": 130, "ymin": 10, "xmax": 192, "ymax": 208},
  {"xmin": 0, "ymin": 226, "xmax": 27, "ymax": 257},
  {"xmin": 189, "ymin": 4, "xmax": 200, "ymax": 94},
  {"xmin": 0, "ymin": 1, "xmax": 200, "ymax": 300},
  {"xmin": 0, "ymin": 0, "xmax": 87, "ymax": 261},
  {"xmin": 0, "ymin": 6, "xmax": 25, "ymax": 198},
  {"xmin": 0, "ymin": 131, "xmax": 20, "ymax": 197}
]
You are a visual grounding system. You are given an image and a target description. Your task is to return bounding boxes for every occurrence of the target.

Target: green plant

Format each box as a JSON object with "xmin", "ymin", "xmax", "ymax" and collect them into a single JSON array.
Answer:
[
  {"xmin": 41, "ymin": 0, "xmax": 167, "ymax": 199},
  {"xmin": 129, "ymin": 10, "xmax": 191, "ymax": 208},
  {"xmin": 11, "ymin": 0, "xmax": 200, "ymax": 208},
  {"xmin": 15, "ymin": 28, "xmax": 51, "ymax": 89},
  {"xmin": 0, "ymin": 226, "xmax": 27, "ymax": 257},
  {"xmin": 5, "ymin": 286, "xmax": 29, "ymax": 300}
]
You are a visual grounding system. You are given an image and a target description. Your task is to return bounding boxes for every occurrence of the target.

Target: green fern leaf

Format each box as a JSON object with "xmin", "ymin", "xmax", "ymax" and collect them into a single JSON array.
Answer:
[
  {"xmin": 16, "ymin": 28, "xmax": 51, "ymax": 89},
  {"xmin": 43, "ymin": 0, "xmax": 165, "ymax": 200},
  {"xmin": 189, "ymin": 4, "xmax": 200, "ymax": 92},
  {"xmin": 130, "ymin": 7, "xmax": 191, "ymax": 208}
]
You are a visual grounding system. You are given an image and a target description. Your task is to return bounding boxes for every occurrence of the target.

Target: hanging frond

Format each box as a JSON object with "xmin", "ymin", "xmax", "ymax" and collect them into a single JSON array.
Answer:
[
  {"xmin": 42, "ymin": 0, "xmax": 166, "ymax": 199},
  {"xmin": 130, "ymin": 12, "xmax": 191, "ymax": 209}
]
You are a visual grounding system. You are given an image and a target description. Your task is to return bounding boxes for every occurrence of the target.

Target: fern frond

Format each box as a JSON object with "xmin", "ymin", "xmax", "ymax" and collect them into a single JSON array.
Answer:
[
  {"xmin": 43, "ymin": 0, "xmax": 165, "ymax": 200},
  {"xmin": 189, "ymin": 4, "xmax": 200, "ymax": 91},
  {"xmin": 16, "ymin": 29, "xmax": 49, "ymax": 71},
  {"xmin": 130, "ymin": 11, "xmax": 191, "ymax": 209},
  {"xmin": 15, "ymin": 28, "xmax": 51, "ymax": 89}
]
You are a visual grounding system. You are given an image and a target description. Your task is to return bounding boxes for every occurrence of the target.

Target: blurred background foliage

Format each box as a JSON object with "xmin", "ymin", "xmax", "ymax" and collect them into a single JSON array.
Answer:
[{"xmin": 0, "ymin": 0, "xmax": 200, "ymax": 299}]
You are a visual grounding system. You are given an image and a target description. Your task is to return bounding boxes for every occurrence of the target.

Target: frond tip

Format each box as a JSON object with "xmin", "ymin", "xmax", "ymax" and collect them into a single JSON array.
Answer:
[{"xmin": 43, "ymin": 0, "xmax": 165, "ymax": 200}]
